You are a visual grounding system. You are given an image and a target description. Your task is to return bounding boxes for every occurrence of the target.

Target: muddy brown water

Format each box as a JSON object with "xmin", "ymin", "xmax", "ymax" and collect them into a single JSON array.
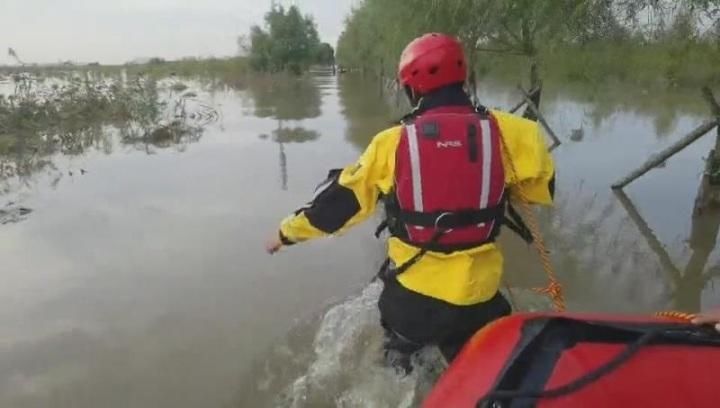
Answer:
[{"xmin": 1, "ymin": 70, "xmax": 719, "ymax": 407}]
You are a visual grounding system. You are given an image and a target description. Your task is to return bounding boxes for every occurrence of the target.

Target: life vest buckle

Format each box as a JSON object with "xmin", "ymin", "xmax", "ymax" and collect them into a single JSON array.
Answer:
[{"xmin": 434, "ymin": 212, "xmax": 453, "ymax": 230}]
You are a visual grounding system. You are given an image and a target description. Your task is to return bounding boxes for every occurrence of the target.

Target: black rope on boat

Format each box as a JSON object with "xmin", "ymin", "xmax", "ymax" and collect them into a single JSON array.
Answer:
[{"xmin": 476, "ymin": 329, "xmax": 662, "ymax": 407}]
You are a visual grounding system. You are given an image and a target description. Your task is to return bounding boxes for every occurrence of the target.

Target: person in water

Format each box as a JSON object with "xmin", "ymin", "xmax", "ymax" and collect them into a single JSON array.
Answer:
[{"xmin": 265, "ymin": 33, "xmax": 555, "ymax": 369}]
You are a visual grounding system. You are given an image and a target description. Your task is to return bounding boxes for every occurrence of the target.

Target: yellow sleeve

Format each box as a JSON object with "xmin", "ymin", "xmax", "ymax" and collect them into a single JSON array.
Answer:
[
  {"xmin": 492, "ymin": 110, "xmax": 555, "ymax": 205},
  {"xmin": 279, "ymin": 126, "xmax": 401, "ymax": 244}
]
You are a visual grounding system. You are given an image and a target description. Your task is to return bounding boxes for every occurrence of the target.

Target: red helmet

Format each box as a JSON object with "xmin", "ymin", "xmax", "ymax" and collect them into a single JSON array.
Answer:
[{"xmin": 398, "ymin": 33, "xmax": 467, "ymax": 95}]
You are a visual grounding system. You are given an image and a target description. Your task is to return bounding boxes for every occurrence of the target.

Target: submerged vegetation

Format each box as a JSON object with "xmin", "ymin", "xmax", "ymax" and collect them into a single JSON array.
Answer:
[
  {"xmin": 0, "ymin": 71, "xmax": 218, "ymax": 197},
  {"xmin": 0, "ymin": 73, "xmax": 161, "ymax": 141},
  {"xmin": 123, "ymin": 57, "xmax": 250, "ymax": 84},
  {"xmin": 1, "ymin": 57, "xmax": 251, "ymax": 88},
  {"xmin": 337, "ymin": 0, "xmax": 720, "ymax": 88},
  {"xmin": 0, "ymin": 72, "xmax": 216, "ymax": 147}
]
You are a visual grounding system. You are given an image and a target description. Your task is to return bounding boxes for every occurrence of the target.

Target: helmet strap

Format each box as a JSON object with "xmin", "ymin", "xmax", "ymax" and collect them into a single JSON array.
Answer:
[{"xmin": 404, "ymin": 85, "xmax": 421, "ymax": 107}]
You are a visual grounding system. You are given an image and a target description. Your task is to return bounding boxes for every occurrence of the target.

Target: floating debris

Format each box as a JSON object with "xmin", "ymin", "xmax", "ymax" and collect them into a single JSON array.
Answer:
[
  {"xmin": 570, "ymin": 127, "xmax": 584, "ymax": 142},
  {"xmin": 0, "ymin": 204, "xmax": 32, "ymax": 225},
  {"xmin": 170, "ymin": 82, "xmax": 189, "ymax": 92}
]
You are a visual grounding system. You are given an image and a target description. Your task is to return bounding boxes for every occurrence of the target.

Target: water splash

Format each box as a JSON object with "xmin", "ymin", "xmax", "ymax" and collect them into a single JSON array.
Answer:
[
  {"xmin": 240, "ymin": 283, "xmax": 554, "ymax": 408},
  {"xmin": 241, "ymin": 282, "xmax": 445, "ymax": 408}
]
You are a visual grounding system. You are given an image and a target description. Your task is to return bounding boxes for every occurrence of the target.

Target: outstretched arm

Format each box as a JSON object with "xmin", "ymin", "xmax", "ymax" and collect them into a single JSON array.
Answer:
[{"xmin": 266, "ymin": 127, "xmax": 401, "ymax": 254}]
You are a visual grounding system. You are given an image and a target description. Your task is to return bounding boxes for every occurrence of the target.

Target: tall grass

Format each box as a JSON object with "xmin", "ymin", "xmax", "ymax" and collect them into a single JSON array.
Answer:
[
  {"xmin": 0, "ymin": 57, "xmax": 250, "ymax": 87},
  {"xmin": 121, "ymin": 57, "xmax": 250, "ymax": 83}
]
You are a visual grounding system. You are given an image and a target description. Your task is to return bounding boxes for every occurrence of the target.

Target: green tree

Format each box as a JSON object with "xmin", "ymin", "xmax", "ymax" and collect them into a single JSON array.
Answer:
[
  {"xmin": 336, "ymin": 0, "xmax": 720, "ymax": 85},
  {"xmin": 249, "ymin": 26, "xmax": 273, "ymax": 71},
  {"xmin": 315, "ymin": 43, "xmax": 335, "ymax": 65},
  {"xmin": 248, "ymin": 5, "xmax": 322, "ymax": 74},
  {"xmin": 337, "ymin": 0, "xmax": 617, "ymax": 68}
]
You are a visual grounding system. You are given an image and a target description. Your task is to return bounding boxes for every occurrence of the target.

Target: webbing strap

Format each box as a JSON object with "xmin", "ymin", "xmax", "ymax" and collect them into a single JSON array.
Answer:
[
  {"xmin": 397, "ymin": 205, "xmax": 504, "ymax": 229},
  {"xmin": 374, "ymin": 220, "xmax": 389, "ymax": 238},
  {"xmin": 504, "ymin": 203, "xmax": 534, "ymax": 244},
  {"xmin": 378, "ymin": 229, "xmax": 447, "ymax": 281}
]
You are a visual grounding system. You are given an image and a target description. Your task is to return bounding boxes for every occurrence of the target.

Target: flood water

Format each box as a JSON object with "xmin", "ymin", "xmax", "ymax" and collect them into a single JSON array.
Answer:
[{"xmin": 1, "ymin": 70, "xmax": 720, "ymax": 407}]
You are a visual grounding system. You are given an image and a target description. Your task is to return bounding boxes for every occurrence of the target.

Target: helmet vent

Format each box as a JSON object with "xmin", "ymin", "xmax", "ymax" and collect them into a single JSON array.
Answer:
[
  {"xmin": 429, "ymin": 66, "xmax": 439, "ymax": 75},
  {"xmin": 412, "ymin": 69, "xmax": 420, "ymax": 76}
]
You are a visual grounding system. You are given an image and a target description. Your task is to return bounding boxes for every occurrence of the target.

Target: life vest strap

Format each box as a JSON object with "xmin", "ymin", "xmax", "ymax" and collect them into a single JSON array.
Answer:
[
  {"xmin": 374, "ymin": 220, "xmax": 389, "ymax": 238},
  {"xmin": 504, "ymin": 202, "xmax": 534, "ymax": 244},
  {"xmin": 376, "ymin": 197, "xmax": 532, "ymax": 248},
  {"xmin": 396, "ymin": 205, "xmax": 504, "ymax": 230},
  {"xmin": 379, "ymin": 228, "xmax": 448, "ymax": 281}
]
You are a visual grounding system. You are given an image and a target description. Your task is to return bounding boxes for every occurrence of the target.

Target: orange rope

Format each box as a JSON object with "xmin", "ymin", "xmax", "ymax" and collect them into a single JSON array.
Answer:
[
  {"xmin": 515, "ymin": 197, "xmax": 566, "ymax": 312},
  {"xmin": 654, "ymin": 311, "xmax": 697, "ymax": 322},
  {"xmin": 498, "ymin": 129, "xmax": 566, "ymax": 312}
]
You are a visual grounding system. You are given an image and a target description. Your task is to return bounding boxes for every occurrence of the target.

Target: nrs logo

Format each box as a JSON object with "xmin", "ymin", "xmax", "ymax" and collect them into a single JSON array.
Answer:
[{"xmin": 436, "ymin": 140, "xmax": 463, "ymax": 148}]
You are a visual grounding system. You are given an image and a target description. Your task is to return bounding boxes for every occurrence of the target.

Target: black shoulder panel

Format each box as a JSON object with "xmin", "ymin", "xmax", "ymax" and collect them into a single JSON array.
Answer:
[{"xmin": 303, "ymin": 172, "xmax": 361, "ymax": 234}]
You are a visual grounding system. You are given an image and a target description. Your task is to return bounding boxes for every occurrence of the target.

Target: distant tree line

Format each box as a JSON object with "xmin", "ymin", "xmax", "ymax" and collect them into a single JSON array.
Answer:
[
  {"xmin": 246, "ymin": 5, "xmax": 335, "ymax": 74},
  {"xmin": 336, "ymin": 0, "xmax": 720, "ymax": 86}
]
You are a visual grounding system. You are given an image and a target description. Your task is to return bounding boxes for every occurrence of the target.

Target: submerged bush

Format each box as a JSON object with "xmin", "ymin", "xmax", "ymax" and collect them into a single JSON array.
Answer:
[
  {"xmin": 0, "ymin": 72, "xmax": 219, "ymax": 194},
  {"xmin": 0, "ymin": 74, "xmax": 159, "ymax": 137},
  {"xmin": 0, "ymin": 73, "xmax": 217, "ymax": 151}
]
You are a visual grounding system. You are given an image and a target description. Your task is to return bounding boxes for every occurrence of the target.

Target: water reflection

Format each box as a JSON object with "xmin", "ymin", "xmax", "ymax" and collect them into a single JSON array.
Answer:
[
  {"xmin": 247, "ymin": 76, "xmax": 322, "ymax": 121},
  {"xmin": 249, "ymin": 76, "xmax": 323, "ymax": 190},
  {"xmin": 337, "ymin": 75, "xmax": 397, "ymax": 150},
  {"xmin": 260, "ymin": 126, "xmax": 320, "ymax": 190},
  {"xmin": 652, "ymin": 110, "xmax": 680, "ymax": 140},
  {"xmin": 478, "ymin": 79, "xmax": 713, "ymax": 147},
  {"xmin": 615, "ymin": 178, "xmax": 720, "ymax": 312}
]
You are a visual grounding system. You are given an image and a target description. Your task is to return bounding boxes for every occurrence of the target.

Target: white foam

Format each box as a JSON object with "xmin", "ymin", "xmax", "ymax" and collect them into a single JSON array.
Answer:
[
  {"xmin": 248, "ymin": 284, "xmax": 553, "ymax": 407},
  {"xmin": 263, "ymin": 282, "xmax": 443, "ymax": 407}
]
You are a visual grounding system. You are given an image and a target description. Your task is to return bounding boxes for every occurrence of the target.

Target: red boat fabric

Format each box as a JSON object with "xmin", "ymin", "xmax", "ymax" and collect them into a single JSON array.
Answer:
[{"xmin": 423, "ymin": 313, "xmax": 720, "ymax": 408}]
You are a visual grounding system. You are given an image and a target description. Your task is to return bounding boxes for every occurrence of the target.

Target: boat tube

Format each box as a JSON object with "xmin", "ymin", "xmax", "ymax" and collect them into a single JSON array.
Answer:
[{"xmin": 423, "ymin": 313, "xmax": 720, "ymax": 408}]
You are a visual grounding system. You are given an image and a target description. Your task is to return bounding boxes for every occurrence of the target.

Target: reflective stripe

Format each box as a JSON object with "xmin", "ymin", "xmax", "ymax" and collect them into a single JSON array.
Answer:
[
  {"xmin": 312, "ymin": 178, "xmax": 334, "ymax": 201},
  {"xmin": 406, "ymin": 124, "xmax": 424, "ymax": 212},
  {"xmin": 479, "ymin": 119, "xmax": 493, "ymax": 209}
]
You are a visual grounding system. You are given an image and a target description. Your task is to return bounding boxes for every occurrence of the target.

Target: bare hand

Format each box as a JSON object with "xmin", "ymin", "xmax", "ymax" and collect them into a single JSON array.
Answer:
[
  {"xmin": 265, "ymin": 235, "xmax": 284, "ymax": 255},
  {"xmin": 691, "ymin": 311, "xmax": 720, "ymax": 333}
]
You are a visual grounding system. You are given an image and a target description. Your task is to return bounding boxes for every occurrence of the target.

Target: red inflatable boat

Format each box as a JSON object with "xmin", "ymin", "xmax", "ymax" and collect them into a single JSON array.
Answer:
[{"xmin": 424, "ymin": 313, "xmax": 720, "ymax": 408}]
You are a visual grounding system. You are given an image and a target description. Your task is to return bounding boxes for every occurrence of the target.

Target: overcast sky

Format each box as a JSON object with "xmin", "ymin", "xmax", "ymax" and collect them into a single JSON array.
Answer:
[{"xmin": 1, "ymin": 0, "xmax": 355, "ymax": 65}]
